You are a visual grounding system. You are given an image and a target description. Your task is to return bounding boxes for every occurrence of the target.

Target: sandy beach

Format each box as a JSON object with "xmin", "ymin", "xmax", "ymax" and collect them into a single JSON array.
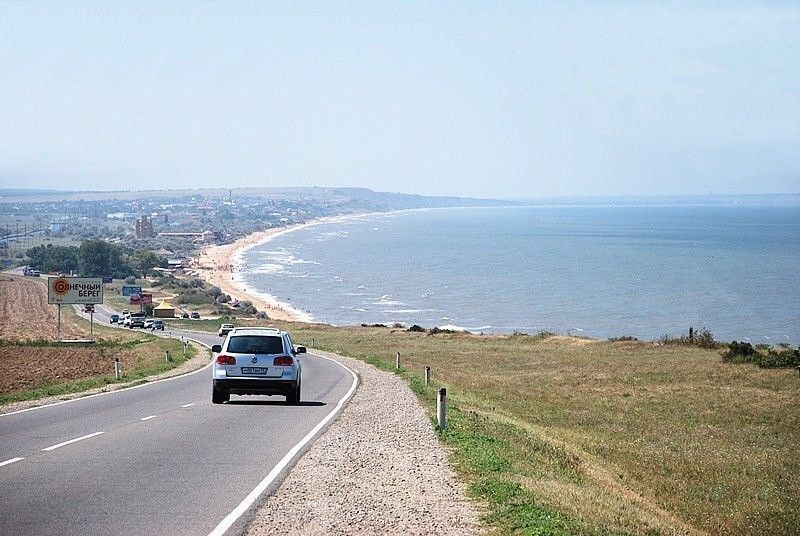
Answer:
[{"xmin": 195, "ymin": 226, "xmax": 304, "ymax": 322}]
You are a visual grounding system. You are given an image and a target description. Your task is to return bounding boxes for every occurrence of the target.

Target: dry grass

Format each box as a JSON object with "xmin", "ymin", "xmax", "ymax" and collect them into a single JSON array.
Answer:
[{"xmin": 272, "ymin": 323, "xmax": 800, "ymax": 535}]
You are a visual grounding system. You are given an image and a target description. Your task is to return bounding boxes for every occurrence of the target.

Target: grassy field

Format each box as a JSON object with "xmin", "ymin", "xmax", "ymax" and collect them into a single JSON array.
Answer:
[{"xmin": 189, "ymin": 320, "xmax": 798, "ymax": 535}]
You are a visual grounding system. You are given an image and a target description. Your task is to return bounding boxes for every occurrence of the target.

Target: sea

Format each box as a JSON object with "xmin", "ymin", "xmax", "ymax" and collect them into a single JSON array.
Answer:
[{"xmin": 236, "ymin": 205, "xmax": 800, "ymax": 344}]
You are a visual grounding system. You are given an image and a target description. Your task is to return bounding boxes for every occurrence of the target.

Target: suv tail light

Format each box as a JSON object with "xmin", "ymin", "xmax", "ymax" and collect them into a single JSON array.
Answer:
[
  {"xmin": 216, "ymin": 354, "xmax": 236, "ymax": 365},
  {"xmin": 273, "ymin": 355, "xmax": 294, "ymax": 366}
]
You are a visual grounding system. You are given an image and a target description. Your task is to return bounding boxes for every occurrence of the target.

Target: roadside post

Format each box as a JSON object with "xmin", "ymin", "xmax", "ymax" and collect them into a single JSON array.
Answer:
[
  {"xmin": 437, "ymin": 388, "xmax": 447, "ymax": 430},
  {"xmin": 165, "ymin": 351, "xmax": 170, "ymax": 363},
  {"xmin": 114, "ymin": 357, "xmax": 122, "ymax": 380},
  {"xmin": 424, "ymin": 366, "xmax": 431, "ymax": 385},
  {"xmin": 395, "ymin": 351, "xmax": 401, "ymax": 369},
  {"xmin": 57, "ymin": 304, "xmax": 61, "ymax": 342}
]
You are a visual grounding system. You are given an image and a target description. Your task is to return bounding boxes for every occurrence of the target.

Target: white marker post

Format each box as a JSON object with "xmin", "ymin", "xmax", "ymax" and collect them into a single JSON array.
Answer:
[
  {"xmin": 395, "ymin": 351, "xmax": 401, "ymax": 369},
  {"xmin": 424, "ymin": 366, "xmax": 431, "ymax": 386},
  {"xmin": 114, "ymin": 357, "xmax": 122, "ymax": 380},
  {"xmin": 437, "ymin": 388, "xmax": 447, "ymax": 431}
]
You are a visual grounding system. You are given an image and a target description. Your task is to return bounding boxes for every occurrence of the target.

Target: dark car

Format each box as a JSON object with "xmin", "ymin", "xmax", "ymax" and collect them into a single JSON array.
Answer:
[
  {"xmin": 152, "ymin": 319, "xmax": 165, "ymax": 331},
  {"xmin": 190, "ymin": 312, "xmax": 200, "ymax": 319},
  {"xmin": 110, "ymin": 314, "xmax": 120, "ymax": 324},
  {"xmin": 182, "ymin": 312, "xmax": 189, "ymax": 319}
]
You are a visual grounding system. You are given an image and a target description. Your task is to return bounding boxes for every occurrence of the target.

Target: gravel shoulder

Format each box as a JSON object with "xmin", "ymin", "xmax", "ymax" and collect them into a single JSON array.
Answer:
[{"xmin": 247, "ymin": 349, "xmax": 484, "ymax": 535}]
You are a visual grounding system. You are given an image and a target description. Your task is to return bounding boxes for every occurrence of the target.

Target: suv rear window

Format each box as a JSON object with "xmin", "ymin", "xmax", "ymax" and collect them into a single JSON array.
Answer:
[{"xmin": 227, "ymin": 335, "xmax": 284, "ymax": 354}]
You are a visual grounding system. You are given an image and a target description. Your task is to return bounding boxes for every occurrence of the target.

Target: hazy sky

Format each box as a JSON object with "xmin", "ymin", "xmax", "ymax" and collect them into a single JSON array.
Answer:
[{"xmin": 1, "ymin": 1, "xmax": 798, "ymax": 198}]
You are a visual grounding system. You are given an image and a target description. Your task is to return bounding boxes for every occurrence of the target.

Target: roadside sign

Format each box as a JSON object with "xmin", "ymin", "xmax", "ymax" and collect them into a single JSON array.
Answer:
[
  {"xmin": 48, "ymin": 277, "xmax": 104, "ymax": 305},
  {"xmin": 102, "ymin": 276, "xmax": 113, "ymax": 284},
  {"xmin": 140, "ymin": 292, "xmax": 153, "ymax": 305},
  {"xmin": 130, "ymin": 293, "xmax": 142, "ymax": 305},
  {"xmin": 122, "ymin": 285, "xmax": 142, "ymax": 296}
]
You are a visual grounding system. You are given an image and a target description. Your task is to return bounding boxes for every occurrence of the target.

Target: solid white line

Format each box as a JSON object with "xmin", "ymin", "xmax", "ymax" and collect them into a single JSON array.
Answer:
[
  {"xmin": 0, "ymin": 457, "xmax": 24, "ymax": 467},
  {"xmin": 140, "ymin": 415, "xmax": 157, "ymax": 421},
  {"xmin": 207, "ymin": 353, "xmax": 359, "ymax": 536},
  {"xmin": 1, "ymin": 337, "xmax": 214, "ymax": 418},
  {"xmin": 41, "ymin": 431, "xmax": 105, "ymax": 452},
  {"xmin": 181, "ymin": 403, "xmax": 195, "ymax": 408}
]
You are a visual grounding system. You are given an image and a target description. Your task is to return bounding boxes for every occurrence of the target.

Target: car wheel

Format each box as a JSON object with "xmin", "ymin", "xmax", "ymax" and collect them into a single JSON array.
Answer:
[
  {"xmin": 286, "ymin": 380, "xmax": 301, "ymax": 405},
  {"xmin": 212, "ymin": 387, "xmax": 229, "ymax": 404}
]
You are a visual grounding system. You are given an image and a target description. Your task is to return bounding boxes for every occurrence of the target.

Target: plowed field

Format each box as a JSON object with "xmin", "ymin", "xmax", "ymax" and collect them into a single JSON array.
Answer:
[{"xmin": 0, "ymin": 275, "xmax": 83, "ymax": 340}]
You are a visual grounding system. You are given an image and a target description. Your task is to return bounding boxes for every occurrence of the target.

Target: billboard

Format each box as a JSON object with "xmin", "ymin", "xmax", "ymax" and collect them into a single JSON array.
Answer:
[
  {"xmin": 130, "ymin": 292, "xmax": 153, "ymax": 305},
  {"xmin": 48, "ymin": 277, "xmax": 104, "ymax": 305},
  {"xmin": 122, "ymin": 285, "xmax": 142, "ymax": 296}
]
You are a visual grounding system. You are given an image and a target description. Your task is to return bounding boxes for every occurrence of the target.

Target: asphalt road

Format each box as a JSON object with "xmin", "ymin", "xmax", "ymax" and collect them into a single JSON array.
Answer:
[{"xmin": 0, "ymin": 302, "xmax": 358, "ymax": 535}]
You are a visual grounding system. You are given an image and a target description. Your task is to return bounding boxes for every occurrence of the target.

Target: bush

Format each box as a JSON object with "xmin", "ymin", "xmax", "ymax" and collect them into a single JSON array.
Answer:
[
  {"xmin": 407, "ymin": 324, "xmax": 425, "ymax": 332},
  {"xmin": 661, "ymin": 328, "xmax": 718, "ymax": 349},
  {"xmin": 239, "ymin": 300, "xmax": 257, "ymax": 315},
  {"xmin": 124, "ymin": 275, "xmax": 137, "ymax": 284},
  {"xmin": 722, "ymin": 341, "xmax": 757, "ymax": 363}
]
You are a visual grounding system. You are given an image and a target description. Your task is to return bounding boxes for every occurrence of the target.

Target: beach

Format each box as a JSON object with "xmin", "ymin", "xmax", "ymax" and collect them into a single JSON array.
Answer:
[{"xmin": 195, "ymin": 227, "xmax": 304, "ymax": 322}]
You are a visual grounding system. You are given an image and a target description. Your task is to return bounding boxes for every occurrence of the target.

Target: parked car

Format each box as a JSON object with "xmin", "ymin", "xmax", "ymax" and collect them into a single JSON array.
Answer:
[
  {"xmin": 190, "ymin": 312, "xmax": 200, "ymax": 319},
  {"xmin": 110, "ymin": 314, "xmax": 120, "ymax": 324},
  {"xmin": 210, "ymin": 327, "xmax": 306, "ymax": 404},
  {"xmin": 218, "ymin": 323, "xmax": 235, "ymax": 337},
  {"xmin": 181, "ymin": 312, "xmax": 189, "ymax": 319},
  {"xmin": 152, "ymin": 319, "xmax": 165, "ymax": 331}
]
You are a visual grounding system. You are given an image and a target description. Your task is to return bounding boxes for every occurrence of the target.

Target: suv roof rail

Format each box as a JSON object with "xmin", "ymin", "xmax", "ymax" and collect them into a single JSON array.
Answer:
[{"xmin": 230, "ymin": 326, "xmax": 282, "ymax": 333}]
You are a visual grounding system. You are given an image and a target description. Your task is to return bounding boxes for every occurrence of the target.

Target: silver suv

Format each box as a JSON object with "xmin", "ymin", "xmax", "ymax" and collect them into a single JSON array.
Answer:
[{"xmin": 211, "ymin": 327, "xmax": 305, "ymax": 404}]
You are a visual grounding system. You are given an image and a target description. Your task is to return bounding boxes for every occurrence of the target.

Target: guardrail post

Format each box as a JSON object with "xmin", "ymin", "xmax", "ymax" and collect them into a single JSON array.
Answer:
[
  {"xmin": 395, "ymin": 351, "xmax": 401, "ymax": 369},
  {"xmin": 165, "ymin": 351, "xmax": 170, "ymax": 363},
  {"xmin": 311, "ymin": 338, "xmax": 315, "ymax": 347},
  {"xmin": 424, "ymin": 366, "xmax": 431, "ymax": 385},
  {"xmin": 437, "ymin": 388, "xmax": 447, "ymax": 430},
  {"xmin": 114, "ymin": 357, "xmax": 122, "ymax": 380}
]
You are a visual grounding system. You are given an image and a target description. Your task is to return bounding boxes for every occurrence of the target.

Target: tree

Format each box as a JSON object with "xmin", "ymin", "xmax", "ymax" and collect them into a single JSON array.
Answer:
[
  {"xmin": 78, "ymin": 240, "xmax": 130, "ymax": 278},
  {"xmin": 25, "ymin": 244, "xmax": 79, "ymax": 274},
  {"xmin": 130, "ymin": 249, "xmax": 163, "ymax": 277}
]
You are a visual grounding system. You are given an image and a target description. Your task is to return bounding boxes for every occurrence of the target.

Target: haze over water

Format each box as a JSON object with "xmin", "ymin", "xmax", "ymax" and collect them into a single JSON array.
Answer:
[{"xmin": 240, "ymin": 205, "xmax": 800, "ymax": 344}]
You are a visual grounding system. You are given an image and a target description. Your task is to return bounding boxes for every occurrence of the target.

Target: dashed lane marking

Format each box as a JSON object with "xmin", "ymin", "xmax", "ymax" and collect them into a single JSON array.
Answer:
[
  {"xmin": 41, "ymin": 432, "xmax": 105, "ymax": 452},
  {"xmin": 140, "ymin": 415, "xmax": 157, "ymax": 421},
  {"xmin": 0, "ymin": 457, "xmax": 24, "ymax": 467}
]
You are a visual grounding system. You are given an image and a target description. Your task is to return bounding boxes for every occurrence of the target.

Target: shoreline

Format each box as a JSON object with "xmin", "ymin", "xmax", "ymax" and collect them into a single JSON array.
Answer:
[{"xmin": 195, "ymin": 211, "xmax": 403, "ymax": 323}]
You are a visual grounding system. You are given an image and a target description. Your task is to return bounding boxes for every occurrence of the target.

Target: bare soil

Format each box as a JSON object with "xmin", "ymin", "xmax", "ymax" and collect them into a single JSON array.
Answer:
[
  {"xmin": 0, "ymin": 346, "xmax": 133, "ymax": 393},
  {"xmin": 0, "ymin": 275, "xmax": 84, "ymax": 340}
]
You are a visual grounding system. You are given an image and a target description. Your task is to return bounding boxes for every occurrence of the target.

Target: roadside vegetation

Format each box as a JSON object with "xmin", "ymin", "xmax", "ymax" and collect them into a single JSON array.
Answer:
[{"xmin": 184, "ymin": 320, "xmax": 799, "ymax": 535}]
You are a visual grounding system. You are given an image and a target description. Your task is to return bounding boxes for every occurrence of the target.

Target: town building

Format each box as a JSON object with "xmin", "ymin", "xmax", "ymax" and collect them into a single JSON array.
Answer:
[{"xmin": 134, "ymin": 215, "xmax": 154, "ymax": 239}]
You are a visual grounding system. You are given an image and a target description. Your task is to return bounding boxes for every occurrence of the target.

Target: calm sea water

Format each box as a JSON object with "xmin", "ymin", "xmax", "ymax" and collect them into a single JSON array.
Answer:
[{"xmin": 238, "ymin": 206, "xmax": 800, "ymax": 344}]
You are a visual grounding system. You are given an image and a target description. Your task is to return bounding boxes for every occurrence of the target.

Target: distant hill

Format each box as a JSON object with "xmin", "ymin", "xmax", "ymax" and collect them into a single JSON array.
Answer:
[{"xmin": 0, "ymin": 186, "xmax": 513, "ymax": 210}]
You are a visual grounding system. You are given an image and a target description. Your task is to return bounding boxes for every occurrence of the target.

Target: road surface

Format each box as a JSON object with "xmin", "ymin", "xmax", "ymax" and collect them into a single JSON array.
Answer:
[{"xmin": 0, "ymin": 302, "xmax": 357, "ymax": 535}]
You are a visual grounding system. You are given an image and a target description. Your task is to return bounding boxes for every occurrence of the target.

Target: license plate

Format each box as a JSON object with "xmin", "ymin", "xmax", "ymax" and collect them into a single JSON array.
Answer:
[{"xmin": 240, "ymin": 367, "xmax": 268, "ymax": 375}]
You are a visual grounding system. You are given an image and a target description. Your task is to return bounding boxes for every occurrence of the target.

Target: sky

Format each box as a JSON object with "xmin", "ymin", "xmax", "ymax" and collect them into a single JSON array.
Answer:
[{"xmin": 1, "ymin": 1, "xmax": 798, "ymax": 199}]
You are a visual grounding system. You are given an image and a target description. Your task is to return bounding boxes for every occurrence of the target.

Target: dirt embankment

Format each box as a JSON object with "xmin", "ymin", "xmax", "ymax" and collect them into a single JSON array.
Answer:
[{"xmin": 0, "ymin": 275, "xmax": 84, "ymax": 340}]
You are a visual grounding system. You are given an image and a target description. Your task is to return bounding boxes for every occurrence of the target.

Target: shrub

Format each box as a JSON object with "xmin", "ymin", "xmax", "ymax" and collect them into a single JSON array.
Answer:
[
  {"xmin": 124, "ymin": 275, "xmax": 137, "ymax": 284},
  {"xmin": 722, "ymin": 341, "xmax": 757, "ymax": 363},
  {"xmin": 407, "ymin": 324, "xmax": 425, "ymax": 332}
]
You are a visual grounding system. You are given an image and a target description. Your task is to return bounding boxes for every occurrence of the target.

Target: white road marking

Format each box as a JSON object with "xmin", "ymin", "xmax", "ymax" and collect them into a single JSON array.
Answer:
[
  {"xmin": 41, "ymin": 431, "xmax": 105, "ymax": 452},
  {"xmin": 181, "ymin": 403, "xmax": 195, "ymax": 408},
  {"xmin": 140, "ymin": 415, "xmax": 157, "ymax": 421},
  {"xmin": 208, "ymin": 353, "xmax": 359, "ymax": 536},
  {"xmin": 0, "ymin": 457, "xmax": 24, "ymax": 467}
]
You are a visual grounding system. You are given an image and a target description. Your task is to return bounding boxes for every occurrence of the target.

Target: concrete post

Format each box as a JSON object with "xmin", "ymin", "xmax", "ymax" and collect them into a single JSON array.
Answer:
[
  {"xmin": 114, "ymin": 358, "xmax": 122, "ymax": 380},
  {"xmin": 424, "ymin": 366, "xmax": 431, "ymax": 386},
  {"xmin": 437, "ymin": 388, "xmax": 447, "ymax": 430},
  {"xmin": 395, "ymin": 351, "xmax": 401, "ymax": 369},
  {"xmin": 165, "ymin": 351, "xmax": 170, "ymax": 363}
]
